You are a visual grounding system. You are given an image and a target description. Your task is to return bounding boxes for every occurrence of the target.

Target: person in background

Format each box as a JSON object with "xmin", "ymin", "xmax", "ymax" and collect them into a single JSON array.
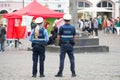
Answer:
[
  {"xmin": 47, "ymin": 23, "xmax": 58, "ymax": 45},
  {"xmin": 110, "ymin": 18, "xmax": 117, "ymax": 34},
  {"xmin": 93, "ymin": 17, "xmax": 99, "ymax": 37},
  {"xmin": 29, "ymin": 17, "xmax": 49, "ymax": 78},
  {"xmin": 97, "ymin": 15, "xmax": 102, "ymax": 30},
  {"xmin": 78, "ymin": 19, "xmax": 84, "ymax": 30},
  {"xmin": 0, "ymin": 23, "xmax": 6, "ymax": 52},
  {"xmin": 55, "ymin": 13, "xmax": 76, "ymax": 77},
  {"xmin": 89, "ymin": 18, "xmax": 94, "ymax": 36},
  {"xmin": 31, "ymin": 20, "xmax": 37, "ymax": 30},
  {"xmin": 102, "ymin": 18, "xmax": 107, "ymax": 33},
  {"xmin": 115, "ymin": 17, "xmax": 120, "ymax": 35},
  {"xmin": 83, "ymin": 19, "xmax": 91, "ymax": 34},
  {"xmin": 105, "ymin": 18, "xmax": 111, "ymax": 34}
]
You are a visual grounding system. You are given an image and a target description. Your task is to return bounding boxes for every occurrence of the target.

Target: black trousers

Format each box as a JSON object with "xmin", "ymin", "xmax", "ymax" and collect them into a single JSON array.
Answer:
[{"xmin": 32, "ymin": 44, "xmax": 45, "ymax": 75}]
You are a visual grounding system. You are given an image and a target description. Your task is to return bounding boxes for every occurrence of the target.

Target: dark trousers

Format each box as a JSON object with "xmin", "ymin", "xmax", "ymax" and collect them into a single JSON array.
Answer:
[
  {"xmin": 98, "ymin": 24, "xmax": 102, "ymax": 30},
  {"xmin": 58, "ymin": 44, "xmax": 75, "ymax": 74},
  {"xmin": 15, "ymin": 40, "xmax": 18, "ymax": 48},
  {"xmin": 89, "ymin": 28, "xmax": 94, "ymax": 35},
  {"xmin": 47, "ymin": 36, "xmax": 55, "ymax": 45},
  {"xmin": 112, "ymin": 27, "xmax": 117, "ymax": 34},
  {"xmin": 32, "ymin": 44, "xmax": 45, "ymax": 75},
  {"xmin": 94, "ymin": 28, "xmax": 98, "ymax": 36}
]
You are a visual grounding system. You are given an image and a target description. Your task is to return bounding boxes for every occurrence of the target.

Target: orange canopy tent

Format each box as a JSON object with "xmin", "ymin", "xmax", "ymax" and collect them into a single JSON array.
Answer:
[{"xmin": 3, "ymin": 0, "xmax": 64, "ymax": 39}]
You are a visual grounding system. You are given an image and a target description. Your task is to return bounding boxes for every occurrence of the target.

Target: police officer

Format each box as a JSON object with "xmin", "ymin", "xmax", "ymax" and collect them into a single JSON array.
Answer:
[
  {"xmin": 55, "ymin": 14, "xmax": 76, "ymax": 77},
  {"xmin": 29, "ymin": 17, "xmax": 49, "ymax": 78}
]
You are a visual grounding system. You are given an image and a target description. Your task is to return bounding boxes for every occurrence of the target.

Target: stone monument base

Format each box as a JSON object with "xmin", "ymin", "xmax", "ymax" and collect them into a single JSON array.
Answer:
[{"xmin": 46, "ymin": 45, "xmax": 109, "ymax": 53}]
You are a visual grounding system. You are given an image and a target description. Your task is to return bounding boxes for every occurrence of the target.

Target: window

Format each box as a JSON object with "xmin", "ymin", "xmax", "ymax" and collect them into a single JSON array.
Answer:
[
  {"xmin": 102, "ymin": 1, "xmax": 107, "ymax": 7},
  {"xmin": 4, "ymin": 4, "xmax": 7, "ymax": 7},
  {"xmin": 108, "ymin": 2, "xmax": 112, "ymax": 7},
  {"xmin": 55, "ymin": 10, "xmax": 63, "ymax": 12},
  {"xmin": 0, "ymin": 4, "xmax": 3, "ymax": 7},
  {"xmin": 78, "ymin": 2, "xmax": 90, "ymax": 8},
  {"xmin": 58, "ymin": 4, "xmax": 61, "ymax": 8},
  {"xmin": 8, "ymin": 4, "xmax": 10, "ymax": 7},
  {"xmin": 0, "ymin": 3, "xmax": 10, "ymax": 7},
  {"xmin": 97, "ymin": 1, "xmax": 112, "ymax": 8},
  {"xmin": 78, "ymin": 2, "xmax": 83, "ymax": 7},
  {"xmin": 85, "ymin": 3, "xmax": 90, "ymax": 7},
  {"xmin": 97, "ymin": 3, "xmax": 101, "ymax": 7}
]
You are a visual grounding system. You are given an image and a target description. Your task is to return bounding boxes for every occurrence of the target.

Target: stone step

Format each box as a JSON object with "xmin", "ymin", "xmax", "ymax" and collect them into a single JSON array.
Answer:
[
  {"xmin": 75, "ymin": 38, "xmax": 99, "ymax": 46},
  {"xmin": 55, "ymin": 37, "xmax": 99, "ymax": 46},
  {"xmin": 46, "ymin": 45, "xmax": 109, "ymax": 53},
  {"xmin": 74, "ymin": 45, "xmax": 109, "ymax": 53}
]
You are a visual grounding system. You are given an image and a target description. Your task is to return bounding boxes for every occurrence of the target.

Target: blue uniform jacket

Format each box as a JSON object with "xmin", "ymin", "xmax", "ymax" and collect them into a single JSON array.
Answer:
[
  {"xmin": 59, "ymin": 24, "xmax": 76, "ymax": 36},
  {"xmin": 29, "ymin": 28, "xmax": 49, "ymax": 43}
]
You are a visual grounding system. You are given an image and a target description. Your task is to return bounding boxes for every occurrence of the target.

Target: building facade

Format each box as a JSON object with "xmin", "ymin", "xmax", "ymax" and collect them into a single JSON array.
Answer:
[
  {"xmin": 0, "ymin": 1, "xmax": 23, "ymax": 12},
  {"xmin": 77, "ymin": 0, "xmax": 120, "ymax": 19},
  {"xmin": 23, "ymin": 0, "xmax": 68, "ymax": 13},
  {"xmin": 0, "ymin": 0, "xmax": 119, "ymax": 18}
]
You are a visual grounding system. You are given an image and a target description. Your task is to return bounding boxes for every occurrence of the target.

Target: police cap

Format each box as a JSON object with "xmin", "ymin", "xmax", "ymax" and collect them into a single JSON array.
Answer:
[
  {"xmin": 63, "ymin": 14, "xmax": 72, "ymax": 20},
  {"xmin": 35, "ymin": 17, "xmax": 43, "ymax": 23}
]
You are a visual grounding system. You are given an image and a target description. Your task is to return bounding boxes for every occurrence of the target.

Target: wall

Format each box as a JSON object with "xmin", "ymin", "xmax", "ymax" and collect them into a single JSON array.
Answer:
[{"xmin": 0, "ymin": 1, "xmax": 23, "ymax": 12}]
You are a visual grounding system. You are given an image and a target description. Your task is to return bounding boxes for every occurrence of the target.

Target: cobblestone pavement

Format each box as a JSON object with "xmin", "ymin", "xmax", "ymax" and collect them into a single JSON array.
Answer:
[{"xmin": 0, "ymin": 31, "xmax": 120, "ymax": 80}]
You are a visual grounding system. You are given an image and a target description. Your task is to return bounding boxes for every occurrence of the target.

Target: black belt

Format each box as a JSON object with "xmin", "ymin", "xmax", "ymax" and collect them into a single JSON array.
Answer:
[
  {"xmin": 61, "ymin": 41, "xmax": 70, "ymax": 44},
  {"xmin": 32, "ymin": 42, "xmax": 47, "ymax": 46}
]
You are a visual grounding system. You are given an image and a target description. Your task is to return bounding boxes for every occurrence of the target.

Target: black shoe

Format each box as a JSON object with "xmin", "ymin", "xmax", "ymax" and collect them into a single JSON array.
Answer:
[
  {"xmin": 72, "ymin": 74, "xmax": 76, "ymax": 77},
  {"xmin": 55, "ymin": 74, "xmax": 63, "ymax": 77},
  {"xmin": 32, "ymin": 75, "xmax": 36, "ymax": 78},
  {"xmin": 40, "ymin": 74, "xmax": 45, "ymax": 77}
]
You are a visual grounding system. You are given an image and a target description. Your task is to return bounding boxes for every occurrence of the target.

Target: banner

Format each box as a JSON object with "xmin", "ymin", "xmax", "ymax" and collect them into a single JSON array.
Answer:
[
  {"xmin": 6, "ymin": 19, "xmax": 15, "ymax": 39},
  {"xmin": 45, "ymin": 18, "xmax": 56, "ymax": 34},
  {"xmin": 7, "ymin": 18, "xmax": 26, "ymax": 39},
  {"xmin": 13, "ymin": 26, "xmax": 26, "ymax": 39},
  {"xmin": 21, "ymin": 15, "xmax": 34, "ymax": 32}
]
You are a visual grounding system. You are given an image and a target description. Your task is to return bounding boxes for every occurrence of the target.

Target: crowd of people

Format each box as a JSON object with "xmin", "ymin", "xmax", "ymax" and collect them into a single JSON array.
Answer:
[{"xmin": 78, "ymin": 15, "xmax": 120, "ymax": 37}]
